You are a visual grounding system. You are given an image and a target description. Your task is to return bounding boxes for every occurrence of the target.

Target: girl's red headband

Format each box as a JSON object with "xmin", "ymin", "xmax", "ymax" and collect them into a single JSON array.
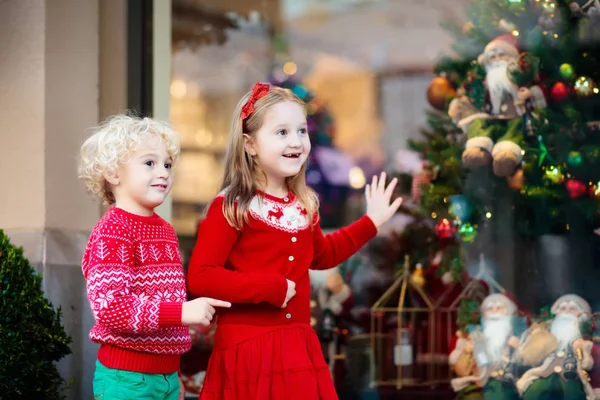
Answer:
[{"xmin": 241, "ymin": 82, "xmax": 270, "ymax": 120}]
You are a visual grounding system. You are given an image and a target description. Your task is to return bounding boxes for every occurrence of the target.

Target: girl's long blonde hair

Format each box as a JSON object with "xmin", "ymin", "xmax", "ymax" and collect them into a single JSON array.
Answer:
[{"xmin": 219, "ymin": 85, "xmax": 319, "ymax": 230}]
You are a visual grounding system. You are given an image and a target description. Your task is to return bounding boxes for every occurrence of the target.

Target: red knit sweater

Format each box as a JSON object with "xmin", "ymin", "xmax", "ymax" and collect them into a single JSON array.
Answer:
[
  {"xmin": 82, "ymin": 207, "xmax": 191, "ymax": 374},
  {"xmin": 187, "ymin": 191, "xmax": 377, "ymax": 327}
]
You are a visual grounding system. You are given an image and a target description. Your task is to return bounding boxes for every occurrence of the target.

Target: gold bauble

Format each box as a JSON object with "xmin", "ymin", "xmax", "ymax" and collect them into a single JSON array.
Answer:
[
  {"xmin": 427, "ymin": 76, "xmax": 456, "ymax": 110},
  {"xmin": 411, "ymin": 264, "xmax": 426, "ymax": 288},
  {"xmin": 462, "ymin": 21, "xmax": 474, "ymax": 34},
  {"xmin": 574, "ymin": 76, "xmax": 598, "ymax": 97},
  {"xmin": 544, "ymin": 166, "xmax": 564, "ymax": 184}
]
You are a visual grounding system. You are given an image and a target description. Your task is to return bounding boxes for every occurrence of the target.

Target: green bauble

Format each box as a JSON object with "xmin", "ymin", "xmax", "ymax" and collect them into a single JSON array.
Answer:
[
  {"xmin": 567, "ymin": 151, "xmax": 583, "ymax": 168},
  {"xmin": 559, "ymin": 63, "xmax": 575, "ymax": 80},
  {"xmin": 458, "ymin": 223, "xmax": 477, "ymax": 242}
]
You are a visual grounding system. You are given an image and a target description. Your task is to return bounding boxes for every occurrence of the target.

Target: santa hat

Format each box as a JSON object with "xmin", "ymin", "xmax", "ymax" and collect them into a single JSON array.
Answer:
[
  {"xmin": 481, "ymin": 293, "xmax": 517, "ymax": 315},
  {"xmin": 480, "ymin": 292, "xmax": 533, "ymax": 322},
  {"xmin": 478, "ymin": 34, "xmax": 520, "ymax": 65},
  {"xmin": 551, "ymin": 294, "xmax": 591, "ymax": 315}
]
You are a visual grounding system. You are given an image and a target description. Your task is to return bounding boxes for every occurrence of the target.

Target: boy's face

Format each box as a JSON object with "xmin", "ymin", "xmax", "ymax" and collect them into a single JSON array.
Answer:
[{"xmin": 108, "ymin": 135, "xmax": 174, "ymax": 215}]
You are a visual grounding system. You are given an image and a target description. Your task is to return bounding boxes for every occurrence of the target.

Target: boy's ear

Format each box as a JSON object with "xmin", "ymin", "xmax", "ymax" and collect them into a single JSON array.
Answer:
[
  {"xmin": 103, "ymin": 170, "xmax": 120, "ymax": 186},
  {"xmin": 243, "ymin": 134, "xmax": 257, "ymax": 156}
]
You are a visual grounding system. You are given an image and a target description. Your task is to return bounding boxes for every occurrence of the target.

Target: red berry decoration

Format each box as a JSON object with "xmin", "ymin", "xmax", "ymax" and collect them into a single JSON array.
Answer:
[
  {"xmin": 435, "ymin": 218, "xmax": 455, "ymax": 240},
  {"xmin": 566, "ymin": 179, "xmax": 587, "ymax": 198},
  {"xmin": 551, "ymin": 82, "xmax": 571, "ymax": 103}
]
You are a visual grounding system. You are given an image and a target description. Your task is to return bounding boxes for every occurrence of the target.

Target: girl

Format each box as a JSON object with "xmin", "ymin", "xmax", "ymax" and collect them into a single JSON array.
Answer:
[{"xmin": 187, "ymin": 82, "xmax": 402, "ymax": 400}]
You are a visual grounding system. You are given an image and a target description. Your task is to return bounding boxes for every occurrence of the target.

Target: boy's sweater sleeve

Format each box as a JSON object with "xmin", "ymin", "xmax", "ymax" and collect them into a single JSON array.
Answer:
[
  {"xmin": 310, "ymin": 215, "xmax": 377, "ymax": 271},
  {"xmin": 187, "ymin": 196, "xmax": 287, "ymax": 307},
  {"xmin": 83, "ymin": 226, "xmax": 182, "ymax": 335}
]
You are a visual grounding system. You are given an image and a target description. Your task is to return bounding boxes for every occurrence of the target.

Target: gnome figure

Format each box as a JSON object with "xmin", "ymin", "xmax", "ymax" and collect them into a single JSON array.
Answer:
[
  {"xmin": 516, "ymin": 294, "xmax": 595, "ymax": 400},
  {"xmin": 449, "ymin": 294, "xmax": 522, "ymax": 400},
  {"xmin": 461, "ymin": 34, "xmax": 547, "ymax": 177}
]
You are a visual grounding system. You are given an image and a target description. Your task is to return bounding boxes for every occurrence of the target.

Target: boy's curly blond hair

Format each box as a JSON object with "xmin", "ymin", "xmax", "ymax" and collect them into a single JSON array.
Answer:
[{"xmin": 78, "ymin": 114, "xmax": 181, "ymax": 205}]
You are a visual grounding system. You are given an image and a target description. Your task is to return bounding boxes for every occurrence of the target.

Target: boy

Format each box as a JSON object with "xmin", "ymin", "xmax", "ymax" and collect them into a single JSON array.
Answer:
[{"xmin": 78, "ymin": 115, "xmax": 230, "ymax": 400}]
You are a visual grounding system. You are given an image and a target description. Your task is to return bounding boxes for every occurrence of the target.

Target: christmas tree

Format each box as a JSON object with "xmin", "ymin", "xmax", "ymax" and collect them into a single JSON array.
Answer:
[
  {"xmin": 412, "ymin": 0, "xmax": 600, "ymax": 270},
  {"xmin": 0, "ymin": 230, "xmax": 72, "ymax": 399},
  {"xmin": 403, "ymin": 0, "xmax": 600, "ymax": 322}
]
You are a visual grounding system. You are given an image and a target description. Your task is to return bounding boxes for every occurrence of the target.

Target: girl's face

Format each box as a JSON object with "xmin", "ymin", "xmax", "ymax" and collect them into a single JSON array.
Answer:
[{"xmin": 244, "ymin": 100, "xmax": 310, "ymax": 189}]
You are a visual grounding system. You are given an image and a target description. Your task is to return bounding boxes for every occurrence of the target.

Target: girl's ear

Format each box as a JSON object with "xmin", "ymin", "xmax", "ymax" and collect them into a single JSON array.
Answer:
[{"xmin": 243, "ymin": 134, "xmax": 257, "ymax": 156}]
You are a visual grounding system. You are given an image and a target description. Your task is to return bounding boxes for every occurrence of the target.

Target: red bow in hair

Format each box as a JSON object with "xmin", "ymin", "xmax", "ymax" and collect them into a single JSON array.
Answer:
[{"xmin": 241, "ymin": 82, "xmax": 270, "ymax": 120}]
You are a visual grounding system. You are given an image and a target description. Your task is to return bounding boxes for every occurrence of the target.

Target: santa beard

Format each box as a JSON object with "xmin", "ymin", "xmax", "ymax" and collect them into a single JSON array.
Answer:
[
  {"xmin": 482, "ymin": 313, "xmax": 513, "ymax": 363},
  {"xmin": 485, "ymin": 61, "xmax": 521, "ymax": 115},
  {"xmin": 550, "ymin": 314, "xmax": 581, "ymax": 351}
]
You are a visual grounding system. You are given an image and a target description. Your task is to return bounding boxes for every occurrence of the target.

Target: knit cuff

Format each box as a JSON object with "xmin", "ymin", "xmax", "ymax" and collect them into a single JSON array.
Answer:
[
  {"xmin": 158, "ymin": 302, "xmax": 183, "ymax": 327},
  {"xmin": 261, "ymin": 274, "xmax": 289, "ymax": 308}
]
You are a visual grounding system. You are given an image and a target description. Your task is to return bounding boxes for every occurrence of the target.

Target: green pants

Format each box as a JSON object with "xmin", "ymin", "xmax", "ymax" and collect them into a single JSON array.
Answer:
[
  {"xmin": 455, "ymin": 384, "xmax": 484, "ymax": 400},
  {"xmin": 483, "ymin": 378, "xmax": 519, "ymax": 400},
  {"xmin": 522, "ymin": 374, "xmax": 586, "ymax": 400},
  {"xmin": 93, "ymin": 360, "xmax": 180, "ymax": 400}
]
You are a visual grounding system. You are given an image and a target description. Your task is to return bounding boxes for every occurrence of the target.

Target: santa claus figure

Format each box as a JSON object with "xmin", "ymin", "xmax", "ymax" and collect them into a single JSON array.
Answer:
[
  {"xmin": 516, "ymin": 294, "xmax": 595, "ymax": 400},
  {"xmin": 449, "ymin": 294, "xmax": 522, "ymax": 400},
  {"xmin": 460, "ymin": 34, "xmax": 547, "ymax": 177},
  {"xmin": 448, "ymin": 92, "xmax": 491, "ymax": 135}
]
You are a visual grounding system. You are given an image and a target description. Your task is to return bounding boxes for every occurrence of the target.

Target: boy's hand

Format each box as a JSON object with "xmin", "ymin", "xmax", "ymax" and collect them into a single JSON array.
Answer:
[
  {"xmin": 365, "ymin": 172, "xmax": 403, "ymax": 228},
  {"xmin": 281, "ymin": 279, "xmax": 296, "ymax": 308},
  {"xmin": 182, "ymin": 297, "xmax": 231, "ymax": 326}
]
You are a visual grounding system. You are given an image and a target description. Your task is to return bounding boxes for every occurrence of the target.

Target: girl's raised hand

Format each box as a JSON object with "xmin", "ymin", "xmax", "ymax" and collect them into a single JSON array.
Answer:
[{"xmin": 365, "ymin": 172, "xmax": 403, "ymax": 228}]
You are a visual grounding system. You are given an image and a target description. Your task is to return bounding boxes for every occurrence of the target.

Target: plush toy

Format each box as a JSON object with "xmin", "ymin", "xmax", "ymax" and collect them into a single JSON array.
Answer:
[
  {"xmin": 516, "ymin": 294, "xmax": 595, "ymax": 400},
  {"xmin": 448, "ymin": 92, "xmax": 490, "ymax": 135},
  {"xmin": 459, "ymin": 34, "xmax": 547, "ymax": 177},
  {"xmin": 449, "ymin": 293, "xmax": 522, "ymax": 400},
  {"xmin": 317, "ymin": 272, "xmax": 352, "ymax": 344}
]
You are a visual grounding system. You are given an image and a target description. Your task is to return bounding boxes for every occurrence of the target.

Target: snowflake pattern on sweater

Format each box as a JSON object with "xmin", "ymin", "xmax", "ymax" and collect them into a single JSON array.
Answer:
[{"xmin": 82, "ymin": 207, "xmax": 191, "ymax": 358}]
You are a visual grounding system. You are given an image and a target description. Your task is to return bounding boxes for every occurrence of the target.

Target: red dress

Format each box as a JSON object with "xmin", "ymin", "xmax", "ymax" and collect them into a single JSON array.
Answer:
[{"xmin": 187, "ymin": 191, "xmax": 377, "ymax": 400}]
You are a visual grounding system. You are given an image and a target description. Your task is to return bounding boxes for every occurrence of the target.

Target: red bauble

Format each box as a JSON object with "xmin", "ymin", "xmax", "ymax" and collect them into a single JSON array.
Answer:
[
  {"xmin": 435, "ymin": 218, "xmax": 455, "ymax": 240},
  {"xmin": 566, "ymin": 179, "xmax": 587, "ymax": 198},
  {"xmin": 551, "ymin": 82, "xmax": 571, "ymax": 103}
]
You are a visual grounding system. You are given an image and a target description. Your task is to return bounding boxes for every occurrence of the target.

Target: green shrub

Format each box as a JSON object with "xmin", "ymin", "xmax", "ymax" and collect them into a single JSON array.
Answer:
[{"xmin": 0, "ymin": 229, "xmax": 72, "ymax": 399}]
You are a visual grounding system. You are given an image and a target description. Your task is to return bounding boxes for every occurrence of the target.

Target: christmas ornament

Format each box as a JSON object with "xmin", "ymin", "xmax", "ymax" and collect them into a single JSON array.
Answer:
[
  {"xmin": 427, "ymin": 76, "xmax": 455, "ymax": 110},
  {"xmin": 538, "ymin": 14, "xmax": 556, "ymax": 30},
  {"xmin": 544, "ymin": 166, "xmax": 565, "ymax": 184},
  {"xmin": 498, "ymin": 19, "xmax": 518, "ymax": 32},
  {"xmin": 506, "ymin": 168, "xmax": 525, "ymax": 190},
  {"xmin": 449, "ymin": 195, "xmax": 472, "ymax": 221},
  {"xmin": 462, "ymin": 21, "xmax": 474, "ymax": 34},
  {"xmin": 441, "ymin": 271, "xmax": 453, "ymax": 285},
  {"xmin": 411, "ymin": 169, "xmax": 431, "ymax": 203},
  {"xmin": 435, "ymin": 218, "xmax": 455, "ymax": 240},
  {"xmin": 559, "ymin": 63, "xmax": 575, "ymax": 80},
  {"xmin": 535, "ymin": 0, "xmax": 557, "ymax": 12},
  {"xmin": 508, "ymin": 0, "xmax": 527, "ymax": 12},
  {"xmin": 574, "ymin": 76, "xmax": 598, "ymax": 96},
  {"xmin": 411, "ymin": 264, "xmax": 426, "ymax": 288},
  {"xmin": 550, "ymin": 82, "xmax": 571, "ymax": 102},
  {"xmin": 535, "ymin": 0, "xmax": 558, "ymax": 30},
  {"xmin": 566, "ymin": 179, "xmax": 587, "ymax": 198},
  {"xmin": 567, "ymin": 151, "xmax": 583, "ymax": 168},
  {"xmin": 589, "ymin": 184, "xmax": 600, "ymax": 200},
  {"xmin": 458, "ymin": 223, "xmax": 477, "ymax": 243}
]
